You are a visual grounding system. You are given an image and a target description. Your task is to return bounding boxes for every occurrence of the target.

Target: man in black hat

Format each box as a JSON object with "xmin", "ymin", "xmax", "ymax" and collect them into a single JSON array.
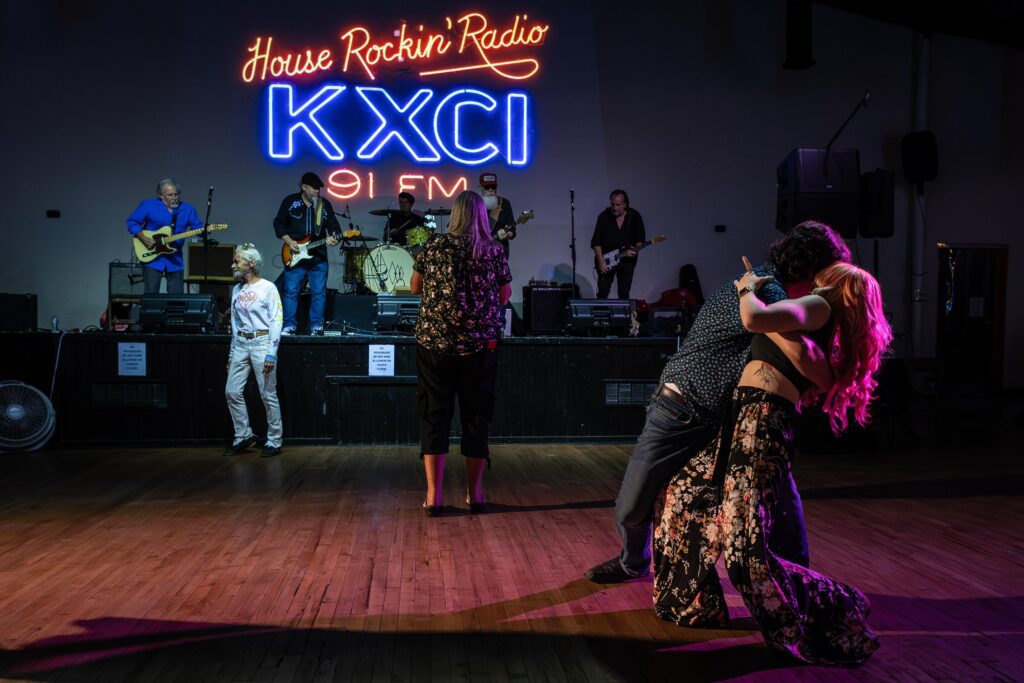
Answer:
[
  {"xmin": 274, "ymin": 172, "xmax": 341, "ymax": 335},
  {"xmin": 480, "ymin": 173, "xmax": 516, "ymax": 257}
]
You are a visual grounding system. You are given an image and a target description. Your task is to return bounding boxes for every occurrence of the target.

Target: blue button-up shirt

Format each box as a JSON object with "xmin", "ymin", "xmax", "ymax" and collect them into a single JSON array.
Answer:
[{"xmin": 126, "ymin": 199, "xmax": 203, "ymax": 272}]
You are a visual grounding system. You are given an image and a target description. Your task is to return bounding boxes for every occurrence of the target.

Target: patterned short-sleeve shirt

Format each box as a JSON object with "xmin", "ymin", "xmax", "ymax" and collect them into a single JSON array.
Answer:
[
  {"xmin": 659, "ymin": 263, "xmax": 787, "ymax": 420},
  {"xmin": 414, "ymin": 233, "xmax": 513, "ymax": 354}
]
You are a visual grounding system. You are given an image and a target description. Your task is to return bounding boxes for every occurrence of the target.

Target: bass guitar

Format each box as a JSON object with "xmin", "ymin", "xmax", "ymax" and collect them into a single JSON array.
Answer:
[
  {"xmin": 281, "ymin": 233, "xmax": 340, "ymax": 269},
  {"xmin": 133, "ymin": 224, "xmax": 229, "ymax": 263},
  {"xmin": 598, "ymin": 235, "xmax": 668, "ymax": 270},
  {"xmin": 494, "ymin": 210, "xmax": 535, "ymax": 241}
]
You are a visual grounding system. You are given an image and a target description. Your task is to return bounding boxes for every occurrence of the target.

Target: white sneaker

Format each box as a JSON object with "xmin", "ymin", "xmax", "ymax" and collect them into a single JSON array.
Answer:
[{"xmin": 282, "ymin": 327, "xmax": 296, "ymax": 336}]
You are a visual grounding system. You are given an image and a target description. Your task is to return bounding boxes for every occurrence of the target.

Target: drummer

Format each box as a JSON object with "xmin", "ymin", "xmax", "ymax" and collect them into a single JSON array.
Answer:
[{"xmin": 387, "ymin": 192, "xmax": 423, "ymax": 246}]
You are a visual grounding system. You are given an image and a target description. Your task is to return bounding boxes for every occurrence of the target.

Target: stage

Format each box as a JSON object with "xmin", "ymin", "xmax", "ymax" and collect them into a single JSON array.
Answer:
[
  {"xmin": 0, "ymin": 437, "xmax": 1021, "ymax": 681},
  {"xmin": 0, "ymin": 332, "xmax": 678, "ymax": 447}
]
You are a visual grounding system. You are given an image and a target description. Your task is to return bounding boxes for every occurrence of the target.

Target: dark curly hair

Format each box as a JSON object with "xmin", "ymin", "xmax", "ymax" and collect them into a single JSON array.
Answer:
[{"xmin": 767, "ymin": 220, "xmax": 851, "ymax": 283}]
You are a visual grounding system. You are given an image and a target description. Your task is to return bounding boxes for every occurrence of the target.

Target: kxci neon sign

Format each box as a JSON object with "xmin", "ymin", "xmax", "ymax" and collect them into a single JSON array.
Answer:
[{"xmin": 241, "ymin": 12, "xmax": 547, "ymax": 187}]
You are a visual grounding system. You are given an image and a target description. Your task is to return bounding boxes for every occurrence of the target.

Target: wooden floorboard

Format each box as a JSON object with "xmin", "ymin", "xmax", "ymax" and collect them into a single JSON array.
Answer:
[{"xmin": 0, "ymin": 439, "xmax": 1022, "ymax": 682}]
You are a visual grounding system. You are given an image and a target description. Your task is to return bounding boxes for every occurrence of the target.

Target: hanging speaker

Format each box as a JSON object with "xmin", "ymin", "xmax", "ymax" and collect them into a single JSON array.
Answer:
[
  {"xmin": 902, "ymin": 131, "xmax": 937, "ymax": 184},
  {"xmin": 783, "ymin": 0, "xmax": 815, "ymax": 69},
  {"xmin": 859, "ymin": 169, "xmax": 895, "ymax": 239}
]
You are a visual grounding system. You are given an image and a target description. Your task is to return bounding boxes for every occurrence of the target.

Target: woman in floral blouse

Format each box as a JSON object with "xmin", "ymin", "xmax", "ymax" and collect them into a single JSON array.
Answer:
[
  {"xmin": 653, "ymin": 260, "xmax": 892, "ymax": 666},
  {"xmin": 410, "ymin": 190, "xmax": 512, "ymax": 516}
]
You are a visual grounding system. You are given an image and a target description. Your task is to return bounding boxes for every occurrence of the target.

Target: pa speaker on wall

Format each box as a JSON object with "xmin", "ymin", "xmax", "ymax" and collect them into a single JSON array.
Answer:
[
  {"xmin": 902, "ymin": 131, "xmax": 937, "ymax": 185},
  {"xmin": 859, "ymin": 169, "xmax": 895, "ymax": 239},
  {"xmin": 139, "ymin": 294, "xmax": 218, "ymax": 334},
  {"xmin": 776, "ymin": 148, "xmax": 861, "ymax": 238}
]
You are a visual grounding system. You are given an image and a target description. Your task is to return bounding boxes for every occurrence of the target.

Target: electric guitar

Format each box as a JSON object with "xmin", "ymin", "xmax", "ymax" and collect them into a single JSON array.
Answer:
[
  {"xmin": 281, "ymin": 233, "xmax": 340, "ymax": 269},
  {"xmin": 133, "ymin": 224, "xmax": 229, "ymax": 263},
  {"xmin": 598, "ymin": 235, "xmax": 668, "ymax": 270},
  {"xmin": 493, "ymin": 210, "xmax": 535, "ymax": 241}
]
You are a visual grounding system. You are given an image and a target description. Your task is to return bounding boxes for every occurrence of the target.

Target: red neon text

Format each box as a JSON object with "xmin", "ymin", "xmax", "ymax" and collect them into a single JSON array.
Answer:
[{"xmin": 326, "ymin": 169, "xmax": 467, "ymax": 202}]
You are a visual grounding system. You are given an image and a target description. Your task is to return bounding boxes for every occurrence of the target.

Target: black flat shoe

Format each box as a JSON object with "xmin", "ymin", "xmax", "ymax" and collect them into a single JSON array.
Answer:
[
  {"xmin": 465, "ymin": 495, "xmax": 488, "ymax": 514},
  {"xmin": 423, "ymin": 501, "xmax": 443, "ymax": 517},
  {"xmin": 223, "ymin": 434, "xmax": 258, "ymax": 456}
]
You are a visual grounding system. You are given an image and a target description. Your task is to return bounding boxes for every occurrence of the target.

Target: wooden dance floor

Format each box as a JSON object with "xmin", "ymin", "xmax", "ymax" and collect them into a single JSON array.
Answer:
[{"xmin": 0, "ymin": 439, "xmax": 1021, "ymax": 682}]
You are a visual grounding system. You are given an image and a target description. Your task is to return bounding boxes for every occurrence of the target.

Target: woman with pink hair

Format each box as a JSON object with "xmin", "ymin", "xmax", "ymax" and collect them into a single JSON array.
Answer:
[{"xmin": 653, "ymin": 258, "xmax": 892, "ymax": 666}]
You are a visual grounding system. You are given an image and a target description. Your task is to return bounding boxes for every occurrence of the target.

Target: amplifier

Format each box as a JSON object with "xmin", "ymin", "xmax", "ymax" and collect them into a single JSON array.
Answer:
[
  {"xmin": 0, "ymin": 293, "xmax": 38, "ymax": 331},
  {"xmin": 185, "ymin": 242, "xmax": 236, "ymax": 282},
  {"xmin": 139, "ymin": 293, "xmax": 219, "ymax": 334},
  {"xmin": 109, "ymin": 262, "xmax": 145, "ymax": 298},
  {"xmin": 522, "ymin": 284, "xmax": 572, "ymax": 335}
]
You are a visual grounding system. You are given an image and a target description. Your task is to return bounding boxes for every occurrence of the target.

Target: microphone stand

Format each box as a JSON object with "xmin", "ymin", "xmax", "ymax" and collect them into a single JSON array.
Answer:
[
  {"xmin": 569, "ymin": 189, "xmax": 577, "ymax": 295},
  {"xmin": 202, "ymin": 186, "xmax": 214, "ymax": 288},
  {"xmin": 823, "ymin": 90, "xmax": 870, "ymax": 177}
]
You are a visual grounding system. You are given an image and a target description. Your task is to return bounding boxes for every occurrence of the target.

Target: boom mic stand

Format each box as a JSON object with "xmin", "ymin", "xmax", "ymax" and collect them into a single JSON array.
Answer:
[
  {"xmin": 201, "ymin": 186, "xmax": 214, "ymax": 288},
  {"xmin": 569, "ymin": 189, "xmax": 577, "ymax": 294}
]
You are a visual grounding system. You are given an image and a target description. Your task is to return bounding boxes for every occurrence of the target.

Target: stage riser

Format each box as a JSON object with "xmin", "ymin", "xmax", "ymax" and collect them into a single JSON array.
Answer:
[{"xmin": 0, "ymin": 333, "xmax": 676, "ymax": 446}]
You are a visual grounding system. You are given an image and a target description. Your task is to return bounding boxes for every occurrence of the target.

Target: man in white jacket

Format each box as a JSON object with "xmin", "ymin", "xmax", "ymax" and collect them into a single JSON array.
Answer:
[{"xmin": 224, "ymin": 243, "xmax": 284, "ymax": 457}]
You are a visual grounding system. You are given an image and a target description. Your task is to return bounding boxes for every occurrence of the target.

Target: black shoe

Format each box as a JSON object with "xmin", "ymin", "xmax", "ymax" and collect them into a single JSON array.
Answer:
[
  {"xmin": 465, "ymin": 495, "xmax": 488, "ymax": 514},
  {"xmin": 261, "ymin": 445, "xmax": 282, "ymax": 458},
  {"xmin": 423, "ymin": 501, "xmax": 443, "ymax": 517},
  {"xmin": 585, "ymin": 557, "xmax": 645, "ymax": 584},
  {"xmin": 223, "ymin": 435, "xmax": 258, "ymax": 456}
]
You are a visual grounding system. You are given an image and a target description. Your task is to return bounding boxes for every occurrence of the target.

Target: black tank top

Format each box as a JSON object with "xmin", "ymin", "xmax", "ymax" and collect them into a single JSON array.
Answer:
[{"xmin": 749, "ymin": 318, "xmax": 835, "ymax": 394}]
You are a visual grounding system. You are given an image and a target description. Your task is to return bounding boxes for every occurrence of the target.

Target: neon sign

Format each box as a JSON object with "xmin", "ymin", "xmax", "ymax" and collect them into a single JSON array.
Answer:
[
  {"xmin": 325, "ymin": 169, "xmax": 468, "ymax": 201},
  {"xmin": 242, "ymin": 12, "xmax": 549, "ymax": 84},
  {"xmin": 266, "ymin": 83, "xmax": 532, "ymax": 166}
]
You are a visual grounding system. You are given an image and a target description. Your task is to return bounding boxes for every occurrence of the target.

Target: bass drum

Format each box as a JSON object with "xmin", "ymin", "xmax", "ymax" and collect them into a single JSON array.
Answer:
[{"xmin": 365, "ymin": 244, "xmax": 416, "ymax": 294}]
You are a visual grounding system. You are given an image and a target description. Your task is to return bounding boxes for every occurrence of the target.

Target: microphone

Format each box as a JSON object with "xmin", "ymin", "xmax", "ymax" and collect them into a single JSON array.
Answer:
[
  {"xmin": 207, "ymin": 186, "xmax": 213, "ymax": 205},
  {"xmin": 570, "ymin": 189, "xmax": 575, "ymax": 209},
  {"xmin": 863, "ymin": 90, "xmax": 871, "ymax": 107}
]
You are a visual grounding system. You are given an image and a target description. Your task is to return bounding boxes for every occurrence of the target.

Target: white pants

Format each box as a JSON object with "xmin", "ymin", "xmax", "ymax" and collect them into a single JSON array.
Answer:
[{"xmin": 225, "ymin": 337, "xmax": 282, "ymax": 448}]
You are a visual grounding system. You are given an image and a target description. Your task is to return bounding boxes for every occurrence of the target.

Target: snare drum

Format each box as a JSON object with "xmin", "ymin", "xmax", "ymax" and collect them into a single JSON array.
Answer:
[
  {"xmin": 365, "ymin": 244, "xmax": 415, "ymax": 294},
  {"xmin": 343, "ymin": 247, "xmax": 369, "ymax": 284}
]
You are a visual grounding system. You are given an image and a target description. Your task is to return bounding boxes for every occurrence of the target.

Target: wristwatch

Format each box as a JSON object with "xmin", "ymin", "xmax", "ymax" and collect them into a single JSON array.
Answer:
[{"xmin": 738, "ymin": 282, "xmax": 757, "ymax": 297}]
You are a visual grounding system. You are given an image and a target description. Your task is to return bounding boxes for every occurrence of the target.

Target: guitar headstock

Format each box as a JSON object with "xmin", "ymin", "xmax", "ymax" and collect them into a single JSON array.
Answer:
[
  {"xmin": 652, "ymin": 234, "xmax": 668, "ymax": 244},
  {"xmin": 208, "ymin": 223, "xmax": 229, "ymax": 232},
  {"xmin": 517, "ymin": 210, "xmax": 535, "ymax": 224}
]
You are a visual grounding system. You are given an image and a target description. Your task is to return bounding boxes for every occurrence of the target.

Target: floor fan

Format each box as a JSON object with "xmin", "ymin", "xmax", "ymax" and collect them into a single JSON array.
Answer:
[{"xmin": 0, "ymin": 381, "xmax": 55, "ymax": 452}]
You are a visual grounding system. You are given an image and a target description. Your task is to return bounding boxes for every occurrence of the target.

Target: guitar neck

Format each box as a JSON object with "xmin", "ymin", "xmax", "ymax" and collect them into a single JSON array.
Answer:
[{"xmin": 154, "ymin": 226, "xmax": 208, "ymax": 244}]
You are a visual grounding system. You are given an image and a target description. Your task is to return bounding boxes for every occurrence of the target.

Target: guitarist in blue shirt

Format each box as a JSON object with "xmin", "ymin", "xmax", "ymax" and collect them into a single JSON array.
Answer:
[
  {"xmin": 126, "ymin": 179, "xmax": 204, "ymax": 294},
  {"xmin": 591, "ymin": 189, "xmax": 646, "ymax": 299}
]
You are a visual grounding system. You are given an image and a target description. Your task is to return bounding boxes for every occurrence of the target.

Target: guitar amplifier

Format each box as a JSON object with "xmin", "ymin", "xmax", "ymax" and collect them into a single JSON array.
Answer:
[
  {"xmin": 185, "ymin": 242, "xmax": 236, "ymax": 282},
  {"xmin": 109, "ymin": 262, "xmax": 145, "ymax": 298},
  {"xmin": 375, "ymin": 296, "xmax": 421, "ymax": 332},
  {"xmin": 0, "ymin": 293, "xmax": 38, "ymax": 331},
  {"xmin": 522, "ymin": 284, "xmax": 572, "ymax": 335}
]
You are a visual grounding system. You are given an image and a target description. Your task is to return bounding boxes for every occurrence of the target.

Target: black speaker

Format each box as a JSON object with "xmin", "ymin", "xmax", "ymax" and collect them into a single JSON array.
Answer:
[
  {"xmin": 294, "ymin": 287, "xmax": 336, "ymax": 333},
  {"xmin": 565, "ymin": 299, "xmax": 633, "ymax": 337},
  {"xmin": 522, "ymin": 284, "xmax": 572, "ymax": 335},
  {"xmin": 139, "ymin": 293, "xmax": 218, "ymax": 333},
  {"xmin": 0, "ymin": 293, "xmax": 38, "ymax": 332},
  {"xmin": 776, "ymin": 148, "xmax": 861, "ymax": 238},
  {"xmin": 375, "ymin": 296, "xmax": 421, "ymax": 332},
  {"xmin": 108, "ymin": 262, "xmax": 145, "ymax": 298},
  {"xmin": 783, "ymin": 0, "xmax": 814, "ymax": 70},
  {"xmin": 330, "ymin": 294, "xmax": 377, "ymax": 332},
  {"xmin": 859, "ymin": 169, "xmax": 895, "ymax": 239},
  {"xmin": 902, "ymin": 131, "xmax": 937, "ymax": 184}
]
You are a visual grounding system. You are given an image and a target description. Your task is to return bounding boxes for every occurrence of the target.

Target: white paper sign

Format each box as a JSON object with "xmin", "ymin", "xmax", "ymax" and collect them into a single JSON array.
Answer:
[
  {"xmin": 368, "ymin": 344, "xmax": 395, "ymax": 376},
  {"xmin": 118, "ymin": 342, "xmax": 146, "ymax": 376}
]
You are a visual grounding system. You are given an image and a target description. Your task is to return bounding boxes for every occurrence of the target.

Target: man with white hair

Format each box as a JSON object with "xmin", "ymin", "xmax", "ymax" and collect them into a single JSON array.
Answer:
[
  {"xmin": 126, "ymin": 178, "xmax": 204, "ymax": 294},
  {"xmin": 224, "ymin": 243, "xmax": 284, "ymax": 457}
]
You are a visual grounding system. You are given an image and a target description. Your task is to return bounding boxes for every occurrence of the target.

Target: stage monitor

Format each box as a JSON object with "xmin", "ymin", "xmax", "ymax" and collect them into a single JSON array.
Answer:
[
  {"xmin": 0, "ymin": 293, "xmax": 38, "ymax": 332},
  {"xmin": 375, "ymin": 296, "xmax": 421, "ymax": 332},
  {"xmin": 565, "ymin": 299, "xmax": 633, "ymax": 337},
  {"xmin": 139, "ymin": 294, "xmax": 219, "ymax": 334}
]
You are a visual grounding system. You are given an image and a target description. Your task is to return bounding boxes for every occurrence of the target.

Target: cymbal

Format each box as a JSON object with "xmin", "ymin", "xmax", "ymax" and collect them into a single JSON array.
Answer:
[
  {"xmin": 423, "ymin": 208, "xmax": 451, "ymax": 216},
  {"xmin": 368, "ymin": 208, "xmax": 399, "ymax": 216}
]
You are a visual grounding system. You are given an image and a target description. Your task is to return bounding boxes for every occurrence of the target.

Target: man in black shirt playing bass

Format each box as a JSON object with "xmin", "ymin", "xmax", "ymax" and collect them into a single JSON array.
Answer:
[
  {"xmin": 591, "ymin": 189, "xmax": 646, "ymax": 299},
  {"xmin": 585, "ymin": 221, "xmax": 851, "ymax": 584}
]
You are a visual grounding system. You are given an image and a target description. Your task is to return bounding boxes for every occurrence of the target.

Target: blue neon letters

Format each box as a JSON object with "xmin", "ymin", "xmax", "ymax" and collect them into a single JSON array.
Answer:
[{"xmin": 266, "ymin": 83, "xmax": 531, "ymax": 166}]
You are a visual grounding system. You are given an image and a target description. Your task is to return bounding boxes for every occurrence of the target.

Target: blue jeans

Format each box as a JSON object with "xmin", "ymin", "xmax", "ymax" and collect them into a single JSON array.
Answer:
[
  {"xmin": 143, "ymin": 267, "xmax": 184, "ymax": 295},
  {"xmin": 281, "ymin": 258, "xmax": 328, "ymax": 330},
  {"xmin": 615, "ymin": 392, "xmax": 718, "ymax": 576}
]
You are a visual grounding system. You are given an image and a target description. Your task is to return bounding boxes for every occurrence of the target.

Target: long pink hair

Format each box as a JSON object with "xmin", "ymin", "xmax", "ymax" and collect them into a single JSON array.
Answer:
[
  {"xmin": 448, "ymin": 190, "xmax": 496, "ymax": 260},
  {"xmin": 814, "ymin": 263, "xmax": 893, "ymax": 433}
]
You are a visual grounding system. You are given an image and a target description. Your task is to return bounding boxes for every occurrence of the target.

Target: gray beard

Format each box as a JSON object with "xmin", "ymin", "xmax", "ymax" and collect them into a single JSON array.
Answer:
[{"xmin": 483, "ymin": 195, "xmax": 498, "ymax": 210}]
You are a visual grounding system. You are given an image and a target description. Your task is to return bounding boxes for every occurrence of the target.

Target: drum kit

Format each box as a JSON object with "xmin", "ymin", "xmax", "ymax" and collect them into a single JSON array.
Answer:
[{"xmin": 341, "ymin": 206, "xmax": 451, "ymax": 294}]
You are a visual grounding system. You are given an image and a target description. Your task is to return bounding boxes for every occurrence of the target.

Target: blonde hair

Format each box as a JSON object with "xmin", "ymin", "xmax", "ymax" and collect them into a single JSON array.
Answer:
[{"xmin": 447, "ymin": 190, "xmax": 495, "ymax": 260}]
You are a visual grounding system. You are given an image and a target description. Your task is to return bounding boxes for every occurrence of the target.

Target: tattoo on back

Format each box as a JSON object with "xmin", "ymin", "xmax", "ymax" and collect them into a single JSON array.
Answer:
[{"xmin": 754, "ymin": 363, "xmax": 779, "ymax": 389}]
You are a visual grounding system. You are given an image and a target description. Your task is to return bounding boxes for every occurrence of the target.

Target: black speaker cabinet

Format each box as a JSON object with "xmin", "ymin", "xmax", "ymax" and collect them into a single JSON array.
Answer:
[
  {"xmin": 109, "ymin": 262, "xmax": 145, "ymax": 298},
  {"xmin": 375, "ymin": 296, "xmax": 421, "ymax": 332},
  {"xmin": 185, "ymin": 242, "xmax": 236, "ymax": 283},
  {"xmin": 565, "ymin": 298, "xmax": 633, "ymax": 337},
  {"xmin": 776, "ymin": 148, "xmax": 861, "ymax": 238},
  {"xmin": 139, "ymin": 293, "xmax": 218, "ymax": 333},
  {"xmin": 0, "ymin": 293, "xmax": 38, "ymax": 331},
  {"xmin": 859, "ymin": 169, "xmax": 895, "ymax": 239},
  {"xmin": 522, "ymin": 284, "xmax": 572, "ymax": 335},
  {"xmin": 331, "ymin": 295, "xmax": 377, "ymax": 332}
]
